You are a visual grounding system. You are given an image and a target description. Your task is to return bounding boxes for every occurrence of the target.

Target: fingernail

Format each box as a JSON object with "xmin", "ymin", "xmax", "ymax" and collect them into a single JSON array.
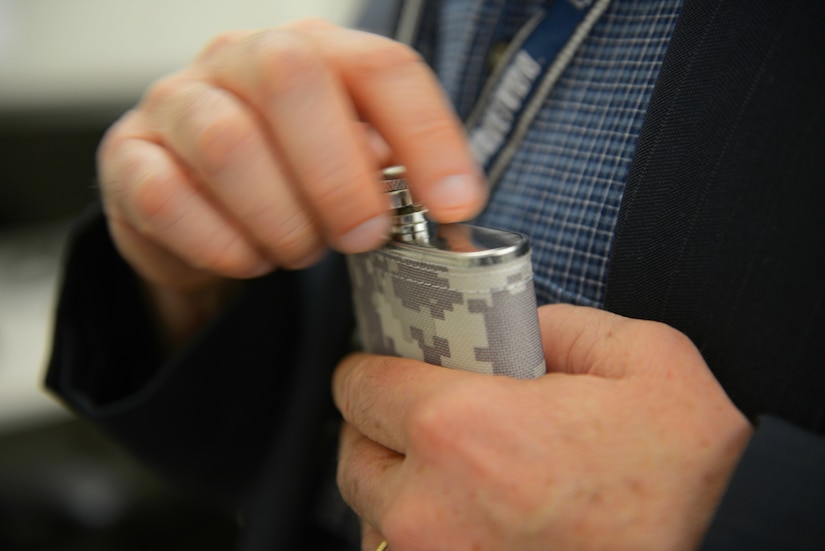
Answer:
[
  {"xmin": 427, "ymin": 174, "xmax": 487, "ymax": 219},
  {"xmin": 338, "ymin": 214, "xmax": 390, "ymax": 253}
]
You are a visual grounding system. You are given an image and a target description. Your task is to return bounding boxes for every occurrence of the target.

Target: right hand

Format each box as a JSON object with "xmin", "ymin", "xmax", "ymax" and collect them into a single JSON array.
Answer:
[{"xmin": 97, "ymin": 20, "xmax": 486, "ymax": 344}]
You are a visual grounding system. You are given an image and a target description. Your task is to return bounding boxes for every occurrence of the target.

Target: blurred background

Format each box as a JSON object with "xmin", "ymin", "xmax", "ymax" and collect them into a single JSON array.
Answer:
[{"xmin": 0, "ymin": 0, "xmax": 363, "ymax": 548}]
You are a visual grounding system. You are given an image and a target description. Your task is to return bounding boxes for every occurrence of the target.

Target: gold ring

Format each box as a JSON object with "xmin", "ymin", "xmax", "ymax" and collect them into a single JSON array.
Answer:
[{"xmin": 376, "ymin": 541, "xmax": 389, "ymax": 551}]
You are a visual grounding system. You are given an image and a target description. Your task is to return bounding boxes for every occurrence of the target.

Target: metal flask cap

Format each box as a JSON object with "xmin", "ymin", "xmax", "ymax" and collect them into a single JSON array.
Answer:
[
  {"xmin": 378, "ymin": 166, "xmax": 529, "ymax": 267},
  {"xmin": 381, "ymin": 166, "xmax": 418, "ymax": 210},
  {"xmin": 380, "ymin": 166, "xmax": 430, "ymax": 243}
]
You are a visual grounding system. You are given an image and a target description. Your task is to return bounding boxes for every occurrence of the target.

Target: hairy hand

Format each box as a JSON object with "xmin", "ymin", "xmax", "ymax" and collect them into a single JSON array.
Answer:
[{"xmin": 333, "ymin": 304, "xmax": 753, "ymax": 551}]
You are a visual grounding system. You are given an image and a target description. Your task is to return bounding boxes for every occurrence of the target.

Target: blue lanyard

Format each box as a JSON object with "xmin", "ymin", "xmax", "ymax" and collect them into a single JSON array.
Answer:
[{"xmin": 465, "ymin": 0, "xmax": 612, "ymax": 187}]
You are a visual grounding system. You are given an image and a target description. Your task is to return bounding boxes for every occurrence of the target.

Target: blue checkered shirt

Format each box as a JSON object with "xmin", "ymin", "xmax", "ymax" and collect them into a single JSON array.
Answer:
[{"xmin": 416, "ymin": 0, "xmax": 683, "ymax": 308}]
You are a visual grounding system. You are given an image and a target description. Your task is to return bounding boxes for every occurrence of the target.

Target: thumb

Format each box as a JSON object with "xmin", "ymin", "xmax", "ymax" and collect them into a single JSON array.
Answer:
[{"xmin": 537, "ymin": 303, "xmax": 695, "ymax": 379}]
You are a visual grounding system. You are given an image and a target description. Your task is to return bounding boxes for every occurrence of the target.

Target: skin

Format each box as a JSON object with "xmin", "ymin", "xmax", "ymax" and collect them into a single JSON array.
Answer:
[
  {"xmin": 97, "ymin": 21, "xmax": 753, "ymax": 550},
  {"xmin": 97, "ymin": 20, "xmax": 486, "ymax": 349},
  {"xmin": 333, "ymin": 305, "xmax": 753, "ymax": 551}
]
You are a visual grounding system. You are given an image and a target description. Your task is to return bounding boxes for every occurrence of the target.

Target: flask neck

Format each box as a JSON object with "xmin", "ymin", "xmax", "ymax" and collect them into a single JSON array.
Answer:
[{"xmin": 381, "ymin": 166, "xmax": 431, "ymax": 244}]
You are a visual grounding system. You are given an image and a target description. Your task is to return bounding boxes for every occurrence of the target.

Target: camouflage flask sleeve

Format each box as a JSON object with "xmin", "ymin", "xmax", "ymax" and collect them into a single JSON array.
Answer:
[{"xmin": 346, "ymin": 166, "xmax": 545, "ymax": 379}]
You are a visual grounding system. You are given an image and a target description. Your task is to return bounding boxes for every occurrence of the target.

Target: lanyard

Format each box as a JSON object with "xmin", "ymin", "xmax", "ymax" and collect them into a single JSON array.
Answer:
[
  {"xmin": 395, "ymin": 0, "xmax": 426, "ymax": 45},
  {"xmin": 394, "ymin": 0, "xmax": 612, "ymax": 187},
  {"xmin": 465, "ymin": 0, "xmax": 612, "ymax": 188}
]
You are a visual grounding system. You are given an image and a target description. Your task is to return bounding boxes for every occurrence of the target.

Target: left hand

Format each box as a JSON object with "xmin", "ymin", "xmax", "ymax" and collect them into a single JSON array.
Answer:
[{"xmin": 333, "ymin": 304, "xmax": 753, "ymax": 551}]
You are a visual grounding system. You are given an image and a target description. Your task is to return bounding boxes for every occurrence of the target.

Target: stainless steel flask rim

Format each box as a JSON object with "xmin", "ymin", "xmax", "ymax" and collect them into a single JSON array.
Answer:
[{"xmin": 380, "ymin": 166, "xmax": 530, "ymax": 268}]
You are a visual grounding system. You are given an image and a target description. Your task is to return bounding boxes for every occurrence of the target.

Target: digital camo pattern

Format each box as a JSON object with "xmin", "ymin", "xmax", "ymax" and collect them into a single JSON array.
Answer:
[{"xmin": 347, "ymin": 248, "xmax": 546, "ymax": 379}]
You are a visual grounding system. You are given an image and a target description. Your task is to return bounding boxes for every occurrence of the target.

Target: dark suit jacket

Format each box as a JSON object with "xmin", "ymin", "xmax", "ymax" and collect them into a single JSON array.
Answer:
[{"xmin": 46, "ymin": 0, "xmax": 825, "ymax": 549}]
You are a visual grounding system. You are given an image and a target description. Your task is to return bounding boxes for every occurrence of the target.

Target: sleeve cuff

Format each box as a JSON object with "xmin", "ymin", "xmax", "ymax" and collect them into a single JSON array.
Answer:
[
  {"xmin": 42, "ymin": 204, "xmax": 305, "ymax": 504},
  {"xmin": 45, "ymin": 203, "xmax": 165, "ymax": 408},
  {"xmin": 701, "ymin": 415, "xmax": 825, "ymax": 550}
]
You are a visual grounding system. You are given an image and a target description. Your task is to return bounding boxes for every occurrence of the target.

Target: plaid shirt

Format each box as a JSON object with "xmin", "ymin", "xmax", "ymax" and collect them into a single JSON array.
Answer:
[{"xmin": 416, "ymin": 0, "xmax": 683, "ymax": 308}]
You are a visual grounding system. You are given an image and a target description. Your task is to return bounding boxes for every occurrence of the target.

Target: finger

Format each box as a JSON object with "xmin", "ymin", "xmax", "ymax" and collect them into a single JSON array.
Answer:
[
  {"xmin": 337, "ymin": 422, "xmax": 403, "ymax": 531},
  {"xmin": 100, "ymin": 130, "xmax": 272, "ymax": 279},
  {"xmin": 308, "ymin": 26, "xmax": 488, "ymax": 222},
  {"xmin": 198, "ymin": 26, "xmax": 485, "ymax": 228},
  {"xmin": 332, "ymin": 353, "xmax": 465, "ymax": 453},
  {"xmin": 195, "ymin": 29, "xmax": 391, "ymax": 253},
  {"xmin": 140, "ymin": 75, "xmax": 326, "ymax": 269},
  {"xmin": 360, "ymin": 122, "xmax": 394, "ymax": 167},
  {"xmin": 537, "ymin": 303, "xmax": 700, "ymax": 379}
]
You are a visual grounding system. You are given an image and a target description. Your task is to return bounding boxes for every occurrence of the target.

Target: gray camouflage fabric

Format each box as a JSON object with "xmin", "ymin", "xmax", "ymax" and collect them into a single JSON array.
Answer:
[{"xmin": 348, "ymin": 247, "xmax": 546, "ymax": 379}]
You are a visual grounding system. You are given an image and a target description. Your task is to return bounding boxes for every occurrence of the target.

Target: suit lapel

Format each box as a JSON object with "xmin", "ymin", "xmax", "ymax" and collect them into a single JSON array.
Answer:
[{"xmin": 605, "ymin": 0, "xmax": 825, "ymax": 426}]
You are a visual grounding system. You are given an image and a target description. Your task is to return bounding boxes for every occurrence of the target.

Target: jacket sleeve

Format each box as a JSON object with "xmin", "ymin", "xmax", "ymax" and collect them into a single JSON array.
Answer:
[
  {"xmin": 44, "ymin": 204, "xmax": 345, "ymax": 508},
  {"xmin": 43, "ymin": 0, "xmax": 396, "ymax": 527},
  {"xmin": 700, "ymin": 416, "xmax": 825, "ymax": 550}
]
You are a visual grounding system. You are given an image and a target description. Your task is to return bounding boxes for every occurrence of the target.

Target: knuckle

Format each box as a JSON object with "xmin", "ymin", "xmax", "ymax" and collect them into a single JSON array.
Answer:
[
  {"xmin": 406, "ymin": 393, "xmax": 459, "ymax": 452},
  {"xmin": 252, "ymin": 30, "xmax": 323, "ymax": 97},
  {"xmin": 140, "ymin": 73, "xmax": 189, "ymax": 114},
  {"xmin": 624, "ymin": 319, "xmax": 698, "ymax": 360},
  {"xmin": 628, "ymin": 318, "xmax": 668, "ymax": 342},
  {"xmin": 97, "ymin": 130, "xmax": 136, "ymax": 200},
  {"xmin": 197, "ymin": 29, "xmax": 247, "ymax": 62},
  {"xmin": 334, "ymin": 453, "xmax": 351, "ymax": 497},
  {"xmin": 318, "ymin": 190, "xmax": 371, "ymax": 233},
  {"xmin": 649, "ymin": 321, "xmax": 696, "ymax": 354},
  {"xmin": 130, "ymin": 168, "xmax": 179, "ymax": 232},
  {"xmin": 336, "ymin": 357, "xmax": 368, "ymax": 422},
  {"xmin": 265, "ymin": 214, "xmax": 320, "ymax": 265},
  {"xmin": 98, "ymin": 164, "xmax": 129, "ymax": 209},
  {"xmin": 400, "ymin": 114, "xmax": 459, "ymax": 150},
  {"xmin": 339, "ymin": 355, "xmax": 402, "ymax": 425},
  {"xmin": 189, "ymin": 102, "xmax": 253, "ymax": 179},
  {"xmin": 349, "ymin": 40, "xmax": 423, "ymax": 78},
  {"xmin": 97, "ymin": 110, "xmax": 136, "ymax": 163},
  {"xmin": 309, "ymin": 171, "xmax": 383, "ymax": 236}
]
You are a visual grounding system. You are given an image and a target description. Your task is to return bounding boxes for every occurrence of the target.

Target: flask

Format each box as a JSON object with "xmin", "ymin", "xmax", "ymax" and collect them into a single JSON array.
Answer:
[{"xmin": 347, "ymin": 166, "xmax": 545, "ymax": 379}]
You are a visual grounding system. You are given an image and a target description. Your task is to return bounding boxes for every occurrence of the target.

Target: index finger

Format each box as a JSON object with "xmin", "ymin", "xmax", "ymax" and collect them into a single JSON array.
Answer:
[
  {"xmin": 309, "ymin": 26, "xmax": 488, "ymax": 222},
  {"xmin": 332, "ymin": 353, "xmax": 465, "ymax": 454}
]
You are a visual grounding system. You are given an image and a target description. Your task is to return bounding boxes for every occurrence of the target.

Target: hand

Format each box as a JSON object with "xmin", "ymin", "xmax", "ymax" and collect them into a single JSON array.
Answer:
[
  {"xmin": 97, "ymin": 20, "xmax": 485, "ymax": 346},
  {"xmin": 333, "ymin": 304, "xmax": 754, "ymax": 551}
]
